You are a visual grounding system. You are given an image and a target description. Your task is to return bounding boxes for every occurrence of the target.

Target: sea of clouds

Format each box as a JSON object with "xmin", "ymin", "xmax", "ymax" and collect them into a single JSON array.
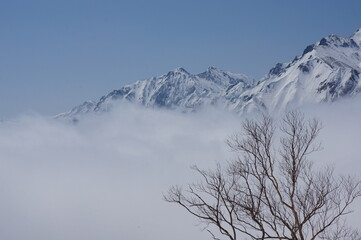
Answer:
[{"xmin": 0, "ymin": 98, "xmax": 360, "ymax": 240}]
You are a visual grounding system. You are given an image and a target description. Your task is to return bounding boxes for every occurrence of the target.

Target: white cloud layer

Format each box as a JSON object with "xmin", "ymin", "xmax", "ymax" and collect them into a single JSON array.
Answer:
[{"xmin": 0, "ymin": 100, "xmax": 360, "ymax": 240}]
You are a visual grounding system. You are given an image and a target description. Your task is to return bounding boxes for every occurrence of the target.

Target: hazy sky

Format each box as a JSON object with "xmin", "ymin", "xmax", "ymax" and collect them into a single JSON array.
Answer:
[{"xmin": 1, "ymin": 0, "xmax": 361, "ymax": 118}]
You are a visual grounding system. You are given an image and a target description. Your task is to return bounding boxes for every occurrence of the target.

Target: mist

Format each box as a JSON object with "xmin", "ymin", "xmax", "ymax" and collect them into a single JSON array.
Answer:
[{"xmin": 0, "ymin": 101, "xmax": 360, "ymax": 240}]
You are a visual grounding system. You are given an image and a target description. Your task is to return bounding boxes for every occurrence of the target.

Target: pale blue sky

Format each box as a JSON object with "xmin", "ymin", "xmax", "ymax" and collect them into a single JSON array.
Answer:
[{"xmin": 1, "ymin": 0, "xmax": 361, "ymax": 118}]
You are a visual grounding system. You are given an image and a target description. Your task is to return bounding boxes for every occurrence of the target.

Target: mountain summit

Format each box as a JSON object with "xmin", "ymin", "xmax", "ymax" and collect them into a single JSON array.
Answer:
[
  {"xmin": 248, "ymin": 28, "xmax": 361, "ymax": 112},
  {"xmin": 58, "ymin": 29, "xmax": 361, "ymax": 119}
]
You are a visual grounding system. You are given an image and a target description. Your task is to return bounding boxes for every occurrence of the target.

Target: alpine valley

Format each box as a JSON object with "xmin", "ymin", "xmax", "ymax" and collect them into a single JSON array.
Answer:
[{"xmin": 57, "ymin": 29, "xmax": 361, "ymax": 119}]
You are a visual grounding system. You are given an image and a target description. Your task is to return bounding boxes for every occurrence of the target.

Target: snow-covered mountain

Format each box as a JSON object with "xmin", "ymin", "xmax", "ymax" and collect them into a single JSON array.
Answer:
[
  {"xmin": 58, "ymin": 29, "xmax": 361, "ymax": 119},
  {"xmin": 241, "ymin": 28, "xmax": 361, "ymax": 113},
  {"xmin": 57, "ymin": 67, "xmax": 255, "ymax": 118}
]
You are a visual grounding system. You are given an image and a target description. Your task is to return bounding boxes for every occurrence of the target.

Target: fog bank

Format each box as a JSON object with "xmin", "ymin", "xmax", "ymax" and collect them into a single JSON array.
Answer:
[{"xmin": 0, "ymin": 101, "xmax": 360, "ymax": 240}]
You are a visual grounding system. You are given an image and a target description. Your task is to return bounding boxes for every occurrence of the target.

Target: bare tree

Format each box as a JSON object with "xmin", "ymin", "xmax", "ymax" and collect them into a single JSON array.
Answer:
[{"xmin": 164, "ymin": 111, "xmax": 361, "ymax": 240}]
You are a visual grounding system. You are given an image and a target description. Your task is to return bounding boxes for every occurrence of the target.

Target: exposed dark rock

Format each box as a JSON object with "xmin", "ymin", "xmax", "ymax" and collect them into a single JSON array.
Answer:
[
  {"xmin": 319, "ymin": 38, "xmax": 329, "ymax": 46},
  {"xmin": 153, "ymin": 85, "xmax": 170, "ymax": 107},
  {"xmin": 341, "ymin": 70, "xmax": 359, "ymax": 96},
  {"xmin": 269, "ymin": 63, "xmax": 285, "ymax": 76},
  {"xmin": 303, "ymin": 44, "xmax": 314, "ymax": 55},
  {"xmin": 243, "ymin": 95, "xmax": 253, "ymax": 102},
  {"xmin": 298, "ymin": 62, "xmax": 311, "ymax": 73},
  {"xmin": 318, "ymin": 80, "xmax": 338, "ymax": 96}
]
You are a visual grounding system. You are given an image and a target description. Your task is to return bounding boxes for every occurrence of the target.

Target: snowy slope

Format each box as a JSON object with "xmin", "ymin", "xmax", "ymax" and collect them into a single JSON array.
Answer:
[
  {"xmin": 94, "ymin": 67, "xmax": 251, "ymax": 111},
  {"xmin": 58, "ymin": 29, "xmax": 361, "ymax": 119},
  {"xmin": 244, "ymin": 28, "xmax": 361, "ymax": 113},
  {"xmin": 56, "ymin": 101, "xmax": 96, "ymax": 119},
  {"xmin": 58, "ymin": 67, "xmax": 255, "ymax": 119}
]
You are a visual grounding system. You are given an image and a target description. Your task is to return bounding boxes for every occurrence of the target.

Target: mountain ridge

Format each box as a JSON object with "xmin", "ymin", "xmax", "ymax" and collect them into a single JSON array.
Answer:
[{"xmin": 57, "ymin": 29, "xmax": 361, "ymax": 120}]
